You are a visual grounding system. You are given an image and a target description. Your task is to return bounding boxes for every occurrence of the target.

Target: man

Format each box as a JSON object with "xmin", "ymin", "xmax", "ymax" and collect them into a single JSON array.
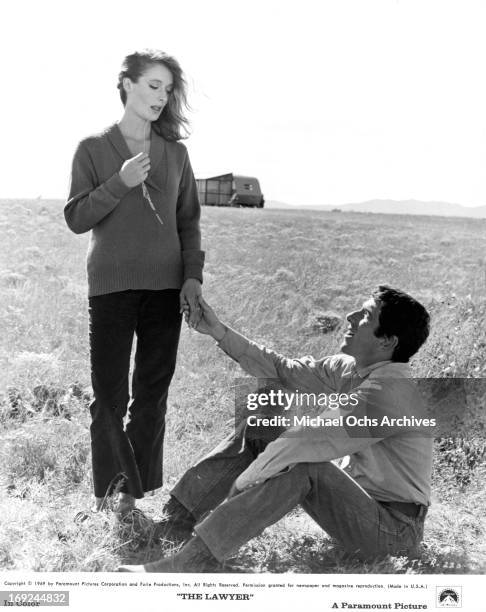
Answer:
[{"xmin": 119, "ymin": 285, "xmax": 431, "ymax": 572}]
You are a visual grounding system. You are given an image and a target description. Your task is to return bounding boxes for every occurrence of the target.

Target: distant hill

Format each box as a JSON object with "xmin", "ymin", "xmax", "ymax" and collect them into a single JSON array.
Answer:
[
  {"xmin": 264, "ymin": 200, "xmax": 296, "ymax": 209},
  {"xmin": 266, "ymin": 198, "xmax": 486, "ymax": 218},
  {"xmin": 1, "ymin": 197, "xmax": 485, "ymax": 219}
]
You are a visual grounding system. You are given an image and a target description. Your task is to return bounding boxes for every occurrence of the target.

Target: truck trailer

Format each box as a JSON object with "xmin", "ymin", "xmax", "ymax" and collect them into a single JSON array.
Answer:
[{"xmin": 196, "ymin": 173, "xmax": 264, "ymax": 208}]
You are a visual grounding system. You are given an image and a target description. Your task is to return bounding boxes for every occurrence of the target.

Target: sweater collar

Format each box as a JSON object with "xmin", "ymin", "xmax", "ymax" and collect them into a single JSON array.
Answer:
[{"xmin": 106, "ymin": 122, "xmax": 167, "ymax": 193}]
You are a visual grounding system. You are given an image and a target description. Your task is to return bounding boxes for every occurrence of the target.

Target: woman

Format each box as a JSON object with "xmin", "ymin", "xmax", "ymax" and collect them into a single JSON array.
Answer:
[{"xmin": 65, "ymin": 49, "xmax": 204, "ymax": 515}]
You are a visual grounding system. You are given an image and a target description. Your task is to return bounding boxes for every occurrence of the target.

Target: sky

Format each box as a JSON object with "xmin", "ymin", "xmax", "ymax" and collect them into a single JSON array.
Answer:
[{"xmin": 2, "ymin": 0, "xmax": 486, "ymax": 207}]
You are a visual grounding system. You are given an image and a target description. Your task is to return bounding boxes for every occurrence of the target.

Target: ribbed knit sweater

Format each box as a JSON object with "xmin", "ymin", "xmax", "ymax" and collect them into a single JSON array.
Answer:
[{"xmin": 65, "ymin": 123, "xmax": 204, "ymax": 297}]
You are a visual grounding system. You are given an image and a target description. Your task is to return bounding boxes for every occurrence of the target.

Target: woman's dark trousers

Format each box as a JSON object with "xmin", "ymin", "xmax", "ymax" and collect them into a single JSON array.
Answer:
[{"xmin": 88, "ymin": 289, "xmax": 182, "ymax": 499}]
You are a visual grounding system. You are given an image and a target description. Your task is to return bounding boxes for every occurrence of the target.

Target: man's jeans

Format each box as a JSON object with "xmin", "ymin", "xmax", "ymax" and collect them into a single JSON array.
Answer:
[
  {"xmin": 88, "ymin": 289, "xmax": 182, "ymax": 499},
  {"xmin": 172, "ymin": 423, "xmax": 427, "ymax": 562}
]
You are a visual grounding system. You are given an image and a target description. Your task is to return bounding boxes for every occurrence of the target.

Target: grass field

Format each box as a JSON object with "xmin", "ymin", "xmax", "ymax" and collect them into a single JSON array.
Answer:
[{"xmin": 0, "ymin": 199, "xmax": 485, "ymax": 573}]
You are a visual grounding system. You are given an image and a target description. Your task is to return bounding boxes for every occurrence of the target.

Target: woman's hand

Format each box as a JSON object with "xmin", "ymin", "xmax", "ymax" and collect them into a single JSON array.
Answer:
[
  {"xmin": 180, "ymin": 278, "xmax": 202, "ymax": 328},
  {"xmin": 119, "ymin": 152, "xmax": 151, "ymax": 188},
  {"xmin": 182, "ymin": 297, "xmax": 226, "ymax": 341}
]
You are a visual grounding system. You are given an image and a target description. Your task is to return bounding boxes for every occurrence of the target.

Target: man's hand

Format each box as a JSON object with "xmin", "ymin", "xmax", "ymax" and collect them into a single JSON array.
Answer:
[
  {"xmin": 119, "ymin": 152, "xmax": 150, "ymax": 187},
  {"xmin": 180, "ymin": 278, "xmax": 202, "ymax": 328},
  {"xmin": 183, "ymin": 297, "xmax": 226, "ymax": 341}
]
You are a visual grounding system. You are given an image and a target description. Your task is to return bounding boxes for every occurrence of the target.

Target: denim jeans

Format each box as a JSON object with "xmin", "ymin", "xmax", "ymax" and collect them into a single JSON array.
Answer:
[
  {"xmin": 88, "ymin": 289, "xmax": 181, "ymax": 499},
  {"xmin": 172, "ymin": 422, "xmax": 427, "ymax": 562}
]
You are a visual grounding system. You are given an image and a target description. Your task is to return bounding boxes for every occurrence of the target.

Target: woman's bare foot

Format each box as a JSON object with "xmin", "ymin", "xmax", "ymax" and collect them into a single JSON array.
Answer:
[
  {"xmin": 75, "ymin": 496, "xmax": 108, "ymax": 523},
  {"xmin": 92, "ymin": 496, "xmax": 106, "ymax": 512},
  {"xmin": 115, "ymin": 493, "xmax": 136, "ymax": 516}
]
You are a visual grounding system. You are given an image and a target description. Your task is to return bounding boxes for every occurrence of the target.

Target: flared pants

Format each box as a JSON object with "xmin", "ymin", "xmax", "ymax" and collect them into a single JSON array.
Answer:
[{"xmin": 88, "ymin": 289, "xmax": 182, "ymax": 499}]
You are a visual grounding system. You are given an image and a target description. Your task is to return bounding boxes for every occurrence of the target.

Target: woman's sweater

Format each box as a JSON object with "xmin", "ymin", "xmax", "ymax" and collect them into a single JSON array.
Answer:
[{"xmin": 65, "ymin": 123, "xmax": 204, "ymax": 297}]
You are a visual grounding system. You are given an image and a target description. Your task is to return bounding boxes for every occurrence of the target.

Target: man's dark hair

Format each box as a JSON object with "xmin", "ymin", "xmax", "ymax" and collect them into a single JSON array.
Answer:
[{"xmin": 372, "ymin": 285, "xmax": 430, "ymax": 362}]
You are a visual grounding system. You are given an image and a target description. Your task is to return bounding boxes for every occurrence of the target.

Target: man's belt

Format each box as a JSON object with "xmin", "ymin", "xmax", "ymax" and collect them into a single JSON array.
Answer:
[{"xmin": 380, "ymin": 500, "xmax": 425, "ymax": 518}]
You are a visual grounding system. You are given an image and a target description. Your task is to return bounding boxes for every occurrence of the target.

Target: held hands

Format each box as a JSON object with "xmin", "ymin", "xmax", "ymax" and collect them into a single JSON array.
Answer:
[
  {"xmin": 181, "ymin": 294, "xmax": 226, "ymax": 341},
  {"xmin": 180, "ymin": 278, "xmax": 203, "ymax": 329},
  {"xmin": 119, "ymin": 152, "xmax": 151, "ymax": 188}
]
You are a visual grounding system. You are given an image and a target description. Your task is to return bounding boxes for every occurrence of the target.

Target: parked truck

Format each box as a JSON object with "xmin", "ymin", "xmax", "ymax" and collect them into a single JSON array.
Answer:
[{"xmin": 195, "ymin": 173, "xmax": 264, "ymax": 208}]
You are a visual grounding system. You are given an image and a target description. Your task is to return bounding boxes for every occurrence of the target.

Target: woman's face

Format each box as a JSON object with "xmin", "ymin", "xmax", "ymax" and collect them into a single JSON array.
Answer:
[{"xmin": 124, "ymin": 63, "xmax": 174, "ymax": 122}]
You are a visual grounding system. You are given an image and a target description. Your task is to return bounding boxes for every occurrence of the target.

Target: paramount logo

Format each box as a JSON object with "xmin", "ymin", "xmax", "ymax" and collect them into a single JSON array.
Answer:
[{"xmin": 436, "ymin": 587, "xmax": 462, "ymax": 608}]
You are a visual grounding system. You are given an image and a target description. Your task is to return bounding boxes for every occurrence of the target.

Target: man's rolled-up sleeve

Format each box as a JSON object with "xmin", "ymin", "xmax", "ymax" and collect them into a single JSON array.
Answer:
[{"xmin": 218, "ymin": 328, "xmax": 338, "ymax": 392}]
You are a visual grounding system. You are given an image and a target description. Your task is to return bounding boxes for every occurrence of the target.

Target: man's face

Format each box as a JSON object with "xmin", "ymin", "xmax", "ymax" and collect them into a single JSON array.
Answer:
[{"xmin": 340, "ymin": 298, "xmax": 387, "ymax": 367}]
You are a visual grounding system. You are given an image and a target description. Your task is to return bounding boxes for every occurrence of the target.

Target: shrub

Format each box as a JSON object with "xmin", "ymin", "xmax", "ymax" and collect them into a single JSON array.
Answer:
[
  {"xmin": 3, "ymin": 421, "xmax": 90, "ymax": 496},
  {"xmin": 434, "ymin": 437, "xmax": 486, "ymax": 488}
]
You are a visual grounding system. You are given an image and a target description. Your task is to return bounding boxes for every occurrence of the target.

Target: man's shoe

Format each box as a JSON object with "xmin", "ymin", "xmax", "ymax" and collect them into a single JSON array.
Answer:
[
  {"xmin": 153, "ymin": 496, "xmax": 196, "ymax": 543},
  {"xmin": 118, "ymin": 535, "xmax": 220, "ymax": 573},
  {"xmin": 162, "ymin": 496, "xmax": 196, "ymax": 526},
  {"xmin": 152, "ymin": 519, "xmax": 193, "ymax": 544}
]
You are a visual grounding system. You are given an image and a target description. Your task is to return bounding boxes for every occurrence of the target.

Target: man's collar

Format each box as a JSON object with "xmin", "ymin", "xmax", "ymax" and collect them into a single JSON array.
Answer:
[{"xmin": 355, "ymin": 360, "xmax": 411, "ymax": 379}]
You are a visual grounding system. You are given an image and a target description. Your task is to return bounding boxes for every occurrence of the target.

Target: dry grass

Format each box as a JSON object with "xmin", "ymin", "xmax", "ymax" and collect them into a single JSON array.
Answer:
[{"xmin": 0, "ymin": 199, "xmax": 485, "ymax": 573}]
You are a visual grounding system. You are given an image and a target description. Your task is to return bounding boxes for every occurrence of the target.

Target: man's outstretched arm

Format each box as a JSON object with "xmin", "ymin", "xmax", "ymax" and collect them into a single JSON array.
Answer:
[{"xmin": 189, "ymin": 298, "xmax": 339, "ymax": 392}]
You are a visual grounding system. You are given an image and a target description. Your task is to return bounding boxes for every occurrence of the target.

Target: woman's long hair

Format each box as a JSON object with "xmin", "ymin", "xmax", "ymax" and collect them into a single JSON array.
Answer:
[{"xmin": 117, "ymin": 49, "xmax": 190, "ymax": 141}]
